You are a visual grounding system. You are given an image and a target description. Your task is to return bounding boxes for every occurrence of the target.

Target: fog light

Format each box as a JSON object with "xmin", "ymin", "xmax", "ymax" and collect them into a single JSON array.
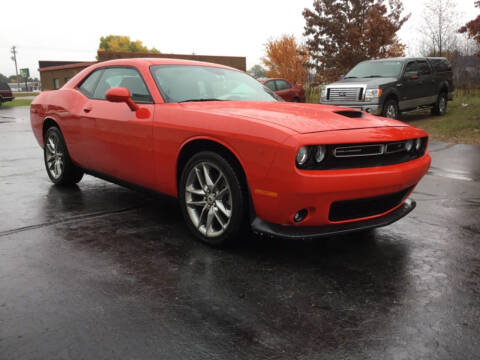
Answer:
[{"xmin": 294, "ymin": 209, "xmax": 308, "ymax": 223}]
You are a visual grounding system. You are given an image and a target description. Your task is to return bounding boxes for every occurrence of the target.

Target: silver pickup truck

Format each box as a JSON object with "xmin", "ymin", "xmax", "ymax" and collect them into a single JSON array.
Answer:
[{"xmin": 319, "ymin": 57, "xmax": 454, "ymax": 119}]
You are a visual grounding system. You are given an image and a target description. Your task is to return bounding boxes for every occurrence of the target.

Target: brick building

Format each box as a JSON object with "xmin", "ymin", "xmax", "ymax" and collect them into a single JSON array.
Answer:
[{"xmin": 39, "ymin": 51, "xmax": 247, "ymax": 90}]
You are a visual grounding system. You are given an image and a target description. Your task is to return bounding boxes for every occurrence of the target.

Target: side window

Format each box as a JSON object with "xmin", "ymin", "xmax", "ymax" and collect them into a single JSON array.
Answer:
[
  {"xmin": 93, "ymin": 67, "xmax": 152, "ymax": 103},
  {"xmin": 275, "ymin": 80, "xmax": 291, "ymax": 90},
  {"xmin": 404, "ymin": 62, "xmax": 418, "ymax": 74},
  {"xmin": 417, "ymin": 61, "xmax": 431, "ymax": 75},
  {"xmin": 78, "ymin": 69, "xmax": 103, "ymax": 98},
  {"xmin": 265, "ymin": 80, "xmax": 276, "ymax": 91}
]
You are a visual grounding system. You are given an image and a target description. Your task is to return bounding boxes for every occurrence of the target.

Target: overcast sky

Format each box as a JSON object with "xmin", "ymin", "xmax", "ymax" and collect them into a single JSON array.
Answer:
[{"xmin": 1, "ymin": 0, "xmax": 478, "ymax": 79}]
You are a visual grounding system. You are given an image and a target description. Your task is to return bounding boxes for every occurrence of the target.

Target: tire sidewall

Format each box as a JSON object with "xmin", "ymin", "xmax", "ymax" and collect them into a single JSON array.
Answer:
[
  {"xmin": 382, "ymin": 99, "xmax": 399, "ymax": 120},
  {"xmin": 179, "ymin": 151, "xmax": 246, "ymax": 246}
]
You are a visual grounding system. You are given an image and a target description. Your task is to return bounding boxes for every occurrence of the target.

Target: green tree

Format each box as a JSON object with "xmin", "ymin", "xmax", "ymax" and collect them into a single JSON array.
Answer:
[
  {"xmin": 248, "ymin": 64, "xmax": 266, "ymax": 78},
  {"xmin": 98, "ymin": 35, "xmax": 160, "ymax": 54},
  {"xmin": 303, "ymin": 0, "xmax": 409, "ymax": 82}
]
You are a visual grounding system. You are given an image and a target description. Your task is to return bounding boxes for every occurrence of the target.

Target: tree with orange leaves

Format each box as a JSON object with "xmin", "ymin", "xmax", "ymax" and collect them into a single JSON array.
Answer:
[{"xmin": 262, "ymin": 35, "xmax": 310, "ymax": 84}]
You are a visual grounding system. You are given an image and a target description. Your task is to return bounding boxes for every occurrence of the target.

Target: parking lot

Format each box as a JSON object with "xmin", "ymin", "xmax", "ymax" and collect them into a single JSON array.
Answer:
[{"xmin": 1, "ymin": 106, "xmax": 479, "ymax": 359}]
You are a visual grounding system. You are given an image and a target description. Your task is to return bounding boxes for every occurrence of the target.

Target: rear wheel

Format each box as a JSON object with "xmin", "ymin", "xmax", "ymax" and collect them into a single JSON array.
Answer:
[
  {"xmin": 179, "ymin": 151, "xmax": 247, "ymax": 246},
  {"xmin": 382, "ymin": 99, "xmax": 400, "ymax": 120},
  {"xmin": 431, "ymin": 92, "xmax": 448, "ymax": 116},
  {"xmin": 44, "ymin": 126, "xmax": 84, "ymax": 186}
]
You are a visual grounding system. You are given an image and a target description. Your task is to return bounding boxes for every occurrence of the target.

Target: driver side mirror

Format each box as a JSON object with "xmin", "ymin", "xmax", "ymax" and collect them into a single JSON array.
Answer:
[
  {"xmin": 404, "ymin": 71, "xmax": 419, "ymax": 80},
  {"xmin": 105, "ymin": 87, "xmax": 139, "ymax": 111}
]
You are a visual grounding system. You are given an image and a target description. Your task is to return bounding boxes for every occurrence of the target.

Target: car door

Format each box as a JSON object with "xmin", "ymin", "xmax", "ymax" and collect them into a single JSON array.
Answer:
[
  {"xmin": 274, "ymin": 79, "xmax": 294, "ymax": 101},
  {"xmin": 416, "ymin": 60, "xmax": 436, "ymax": 105},
  {"xmin": 83, "ymin": 67, "xmax": 155, "ymax": 188},
  {"xmin": 399, "ymin": 61, "xmax": 421, "ymax": 111}
]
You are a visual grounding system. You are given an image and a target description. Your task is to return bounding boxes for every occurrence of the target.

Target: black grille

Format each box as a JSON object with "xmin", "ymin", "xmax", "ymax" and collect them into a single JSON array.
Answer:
[
  {"xmin": 297, "ymin": 137, "xmax": 428, "ymax": 170},
  {"xmin": 329, "ymin": 186, "xmax": 413, "ymax": 222}
]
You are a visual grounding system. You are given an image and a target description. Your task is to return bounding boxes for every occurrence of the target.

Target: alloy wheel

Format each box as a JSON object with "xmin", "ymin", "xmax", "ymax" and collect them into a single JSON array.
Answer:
[
  {"xmin": 439, "ymin": 96, "xmax": 446, "ymax": 114},
  {"xmin": 386, "ymin": 104, "xmax": 397, "ymax": 119},
  {"xmin": 184, "ymin": 161, "xmax": 232, "ymax": 238},
  {"xmin": 45, "ymin": 133, "xmax": 64, "ymax": 179}
]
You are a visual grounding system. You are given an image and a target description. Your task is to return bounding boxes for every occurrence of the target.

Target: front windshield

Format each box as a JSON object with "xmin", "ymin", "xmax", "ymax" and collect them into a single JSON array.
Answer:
[
  {"xmin": 150, "ymin": 65, "xmax": 279, "ymax": 103},
  {"xmin": 345, "ymin": 61, "xmax": 403, "ymax": 78}
]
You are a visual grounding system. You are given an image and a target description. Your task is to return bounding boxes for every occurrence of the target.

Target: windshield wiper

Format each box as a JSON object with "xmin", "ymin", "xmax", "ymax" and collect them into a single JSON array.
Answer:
[
  {"xmin": 344, "ymin": 76, "xmax": 357, "ymax": 79},
  {"xmin": 178, "ymin": 98, "xmax": 225, "ymax": 103},
  {"xmin": 363, "ymin": 75, "xmax": 383, "ymax": 78}
]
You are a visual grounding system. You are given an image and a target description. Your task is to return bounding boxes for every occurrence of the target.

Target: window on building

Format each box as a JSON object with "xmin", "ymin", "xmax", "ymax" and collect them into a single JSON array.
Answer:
[{"xmin": 53, "ymin": 79, "xmax": 60, "ymax": 89}]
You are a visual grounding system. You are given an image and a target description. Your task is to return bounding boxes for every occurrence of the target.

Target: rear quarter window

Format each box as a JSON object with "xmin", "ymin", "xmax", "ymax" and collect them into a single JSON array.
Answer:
[{"xmin": 0, "ymin": 82, "xmax": 10, "ymax": 91}]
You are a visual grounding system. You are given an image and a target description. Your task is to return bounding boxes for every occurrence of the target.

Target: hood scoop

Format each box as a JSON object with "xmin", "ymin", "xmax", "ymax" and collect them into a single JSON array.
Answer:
[{"xmin": 334, "ymin": 110, "xmax": 364, "ymax": 118}]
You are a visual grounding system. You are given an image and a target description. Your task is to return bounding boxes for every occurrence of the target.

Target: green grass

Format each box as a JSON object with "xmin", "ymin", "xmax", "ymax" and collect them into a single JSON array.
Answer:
[
  {"xmin": 407, "ymin": 91, "xmax": 480, "ymax": 144},
  {"xmin": 1, "ymin": 99, "xmax": 32, "ymax": 107}
]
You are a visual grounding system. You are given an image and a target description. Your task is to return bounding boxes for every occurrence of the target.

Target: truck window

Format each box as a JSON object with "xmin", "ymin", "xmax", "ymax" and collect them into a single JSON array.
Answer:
[{"xmin": 417, "ymin": 61, "xmax": 431, "ymax": 75}]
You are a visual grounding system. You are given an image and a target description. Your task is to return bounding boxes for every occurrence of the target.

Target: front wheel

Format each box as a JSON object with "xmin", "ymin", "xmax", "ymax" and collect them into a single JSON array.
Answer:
[
  {"xmin": 179, "ymin": 151, "xmax": 247, "ymax": 246},
  {"xmin": 44, "ymin": 126, "xmax": 84, "ymax": 186},
  {"xmin": 382, "ymin": 99, "xmax": 400, "ymax": 120}
]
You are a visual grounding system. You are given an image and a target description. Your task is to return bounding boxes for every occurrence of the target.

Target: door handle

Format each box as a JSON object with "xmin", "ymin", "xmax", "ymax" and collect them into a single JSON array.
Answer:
[{"xmin": 83, "ymin": 106, "xmax": 92, "ymax": 113}]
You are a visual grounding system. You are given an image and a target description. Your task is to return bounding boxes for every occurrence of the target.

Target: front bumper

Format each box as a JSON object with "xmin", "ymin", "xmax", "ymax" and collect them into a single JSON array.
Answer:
[
  {"xmin": 319, "ymin": 101, "xmax": 382, "ymax": 115},
  {"xmin": 251, "ymin": 199, "xmax": 415, "ymax": 239}
]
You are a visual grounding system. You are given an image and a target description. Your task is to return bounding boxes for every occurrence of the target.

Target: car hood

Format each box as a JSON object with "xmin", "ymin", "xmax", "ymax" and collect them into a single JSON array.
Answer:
[
  {"xmin": 180, "ymin": 101, "xmax": 407, "ymax": 134},
  {"xmin": 329, "ymin": 77, "xmax": 398, "ymax": 88}
]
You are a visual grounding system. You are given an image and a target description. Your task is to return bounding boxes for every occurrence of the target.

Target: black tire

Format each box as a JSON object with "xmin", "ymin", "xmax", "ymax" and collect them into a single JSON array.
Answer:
[
  {"xmin": 179, "ymin": 151, "xmax": 247, "ymax": 247},
  {"xmin": 44, "ymin": 126, "xmax": 84, "ymax": 186},
  {"xmin": 431, "ymin": 92, "xmax": 448, "ymax": 116},
  {"xmin": 292, "ymin": 97, "xmax": 300, "ymax": 103},
  {"xmin": 382, "ymin": 99, "xmax": 400, "ymax": 120}
]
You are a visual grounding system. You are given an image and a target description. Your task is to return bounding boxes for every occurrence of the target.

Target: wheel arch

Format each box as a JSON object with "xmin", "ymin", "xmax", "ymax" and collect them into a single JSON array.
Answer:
[
  {"xmin": 42, "ymin": 117, "xmax": 60, "ymax": 142},
  {"xmin": 176, "ymin": 137, "xmax": 255, "ymax": 218}
]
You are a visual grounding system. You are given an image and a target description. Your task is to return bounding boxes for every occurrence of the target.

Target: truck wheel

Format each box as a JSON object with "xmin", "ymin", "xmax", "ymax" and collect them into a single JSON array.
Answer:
[
  {"xmin": 382, "ymin": 99, "xmax": 400, "ymax": 120},
  {"xmin": 431, "ymin": 92, "xmax": 448, "ymax": 116}
]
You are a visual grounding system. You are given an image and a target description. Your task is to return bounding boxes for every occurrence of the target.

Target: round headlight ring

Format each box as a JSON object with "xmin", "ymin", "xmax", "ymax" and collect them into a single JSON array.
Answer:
[
  {"xmin": 296, "ymin": 146, "xmax": 310, "ymax": 166},
  {"xmin": 405, "ymin": 139, "xmax": 413, "ymax": 152},
  {"xmin": 315, "ymin": 145, "xmax": 326, "ymax": 163},
  {"xmin": 415, "ymin": 138, "xmax": 422, "ymax": 151}
]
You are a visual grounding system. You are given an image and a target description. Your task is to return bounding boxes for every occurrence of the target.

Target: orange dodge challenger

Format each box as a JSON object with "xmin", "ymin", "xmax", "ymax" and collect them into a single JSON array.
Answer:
[{"xmin": 31, "ymin": 58, "xmax": 430, "ymax": 246}]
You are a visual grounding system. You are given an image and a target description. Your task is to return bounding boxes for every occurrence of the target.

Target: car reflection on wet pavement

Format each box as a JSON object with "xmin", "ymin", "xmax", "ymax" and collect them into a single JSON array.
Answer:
[{"xmin": 1, "ymin": 107, "xmax": 479, "ymax": 359}]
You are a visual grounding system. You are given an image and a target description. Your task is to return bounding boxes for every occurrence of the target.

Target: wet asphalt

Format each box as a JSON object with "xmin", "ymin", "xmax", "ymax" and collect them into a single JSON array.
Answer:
[{"xmin": 0, "ymin": 106, "xmax": 479, "ymax": 360}]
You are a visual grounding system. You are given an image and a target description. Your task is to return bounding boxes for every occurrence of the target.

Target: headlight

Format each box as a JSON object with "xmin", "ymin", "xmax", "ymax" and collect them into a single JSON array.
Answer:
[
  {"xmin": 314, "ymin": 145, "xmax": 326, "ymax": 163},
  {"xmin": 296, "ymin": 146, "xmax": 310, "ymax": 166},
  {"xmin": 405, "ymin": 139, "xmax": 414, "ymax": 152},
  {"xmin": 415, "ymin": 138, "xmax": 422, "ymax": 151},
  {"xmin": 364, "ymin": 88, "xmax": 382, "ymax": 101},
  {"xmin": 320, "ymin": 87, "xmax": 328, "ymax": 99}
]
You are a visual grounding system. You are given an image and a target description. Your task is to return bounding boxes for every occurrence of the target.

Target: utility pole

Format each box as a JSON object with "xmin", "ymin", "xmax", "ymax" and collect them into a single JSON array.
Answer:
[{"xmin": 11, "ymin": 46, "xmax": 20, "ymax": 92}]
